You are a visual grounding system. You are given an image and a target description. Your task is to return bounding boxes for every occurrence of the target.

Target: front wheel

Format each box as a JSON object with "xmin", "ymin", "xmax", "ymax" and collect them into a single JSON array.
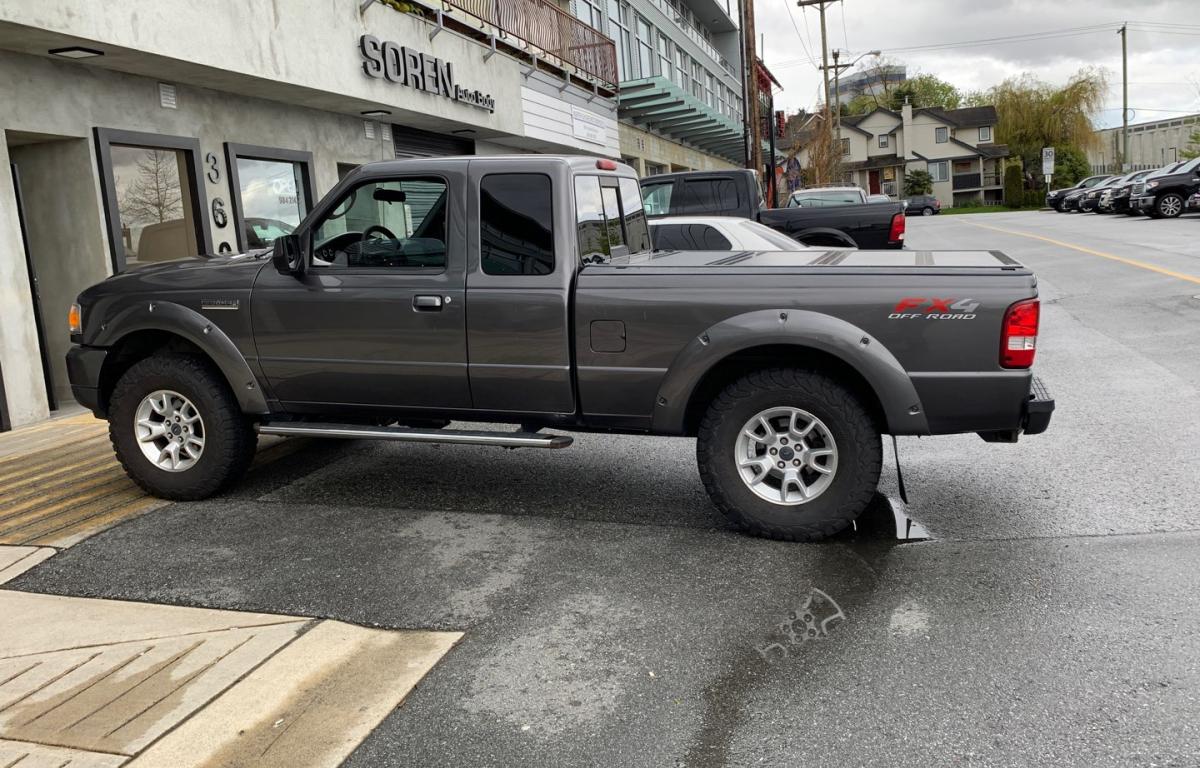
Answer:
[
  {"xmin": 921, "ymin": 206, "xmax": 934, "ymax": 216},
  {"xmin": 1155, "ymin": 193, "xmax": 1184, "ymax": 218},
  {"xmin": 696, "ymin": 369, "xmax": 882, "ymax": 541},
  {"xmin": 108, "ymin": 355, "xmax": 256, "ymax": 500}
]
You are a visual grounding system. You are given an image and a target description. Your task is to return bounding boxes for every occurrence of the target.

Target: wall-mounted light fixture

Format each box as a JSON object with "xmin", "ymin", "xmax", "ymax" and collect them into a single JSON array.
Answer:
[{"xmin": 49, "ymin": 46, "xmax": 104, "ymax": 59}]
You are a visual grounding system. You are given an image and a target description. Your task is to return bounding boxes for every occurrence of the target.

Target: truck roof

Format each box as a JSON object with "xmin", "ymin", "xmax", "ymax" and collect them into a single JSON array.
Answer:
[{"xmin": 344, "ymin": 155, "xmax": 635, "ymax": 175}]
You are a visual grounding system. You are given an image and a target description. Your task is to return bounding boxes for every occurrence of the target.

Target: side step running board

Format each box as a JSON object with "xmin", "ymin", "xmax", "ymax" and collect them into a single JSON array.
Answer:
[{"xmin": 257, "ymin": 422, "xmax": 573, "ymax": 449}]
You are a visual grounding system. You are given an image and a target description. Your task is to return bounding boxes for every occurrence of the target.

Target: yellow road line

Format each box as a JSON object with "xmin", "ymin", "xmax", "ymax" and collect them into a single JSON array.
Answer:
[{"xmin": 965, "ymin": 220, "xmax": 1200, "ymax": 286}]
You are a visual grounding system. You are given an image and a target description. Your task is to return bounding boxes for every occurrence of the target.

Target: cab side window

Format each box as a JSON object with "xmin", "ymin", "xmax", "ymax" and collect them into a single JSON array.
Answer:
[
  {"xmin": 641, "ymin": 181, "xmax": 675, "ymax": 216},
  {"xmin": 480, "ymin": 174, "xmax": 555, "ymax": 276},
  {"xmin": 311, "ymin": 177, "xmax": 447, "ymax": 269}
]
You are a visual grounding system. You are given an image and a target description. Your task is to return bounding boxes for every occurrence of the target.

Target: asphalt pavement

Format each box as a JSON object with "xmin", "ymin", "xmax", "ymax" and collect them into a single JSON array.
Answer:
[{"xmin": 10, "ymin": 210, "xmax": 1200, "ymax": 767}]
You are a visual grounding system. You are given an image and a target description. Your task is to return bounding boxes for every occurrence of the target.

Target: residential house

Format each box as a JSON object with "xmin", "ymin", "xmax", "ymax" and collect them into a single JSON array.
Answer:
[{"xmin": 801, "ymin": 103, "xmax": 1009, "ymax": 207}]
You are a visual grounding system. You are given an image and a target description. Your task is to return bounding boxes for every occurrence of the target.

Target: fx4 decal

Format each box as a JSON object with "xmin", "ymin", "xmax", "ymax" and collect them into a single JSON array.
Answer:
[{"xmin": 889, "ymin": 297, "xmax": 979, "ymax": 320}]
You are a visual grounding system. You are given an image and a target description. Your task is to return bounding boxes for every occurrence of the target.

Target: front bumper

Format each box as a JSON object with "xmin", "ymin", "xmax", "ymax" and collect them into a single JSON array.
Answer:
[
  {"xmin": 1132, "ymin": 195, "xmax": 1156, "ymax": 211},
  {"xmin": 65, "ymin": 345, "xmax": 108, "ymax": 415}
]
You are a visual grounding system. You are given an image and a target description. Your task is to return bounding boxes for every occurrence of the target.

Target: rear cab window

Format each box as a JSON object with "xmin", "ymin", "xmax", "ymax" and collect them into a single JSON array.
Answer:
[{"xmin": 575, "ymin": 175, "xmax": 652, "ymax": 264}]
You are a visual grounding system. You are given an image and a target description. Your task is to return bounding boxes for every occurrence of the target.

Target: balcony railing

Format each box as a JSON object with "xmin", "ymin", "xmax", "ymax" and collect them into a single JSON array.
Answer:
[
  {"xmin": 443, "ymin": 0, "xmax": 618, "ymax": 88},
  {"xmin": 952, "ymin": 173, "xmax": 982, "ymax": 190}
]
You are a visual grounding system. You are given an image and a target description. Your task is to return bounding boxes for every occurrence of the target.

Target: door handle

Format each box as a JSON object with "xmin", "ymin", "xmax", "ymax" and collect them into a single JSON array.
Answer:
[{"xmin": 413, "ymin": 295, "xmax": 443, "ymax": 311}]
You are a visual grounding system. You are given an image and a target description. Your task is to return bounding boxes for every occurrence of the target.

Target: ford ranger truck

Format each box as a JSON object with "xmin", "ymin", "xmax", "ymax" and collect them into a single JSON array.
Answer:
[{"xmin": 66, "ymin": 156, "xmax": 1054, "ymax": 542}]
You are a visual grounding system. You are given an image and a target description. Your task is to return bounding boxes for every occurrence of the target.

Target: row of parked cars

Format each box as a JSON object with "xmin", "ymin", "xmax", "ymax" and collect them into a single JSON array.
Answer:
[{"xmin": 1046, "ymin": 156, "xmax": 1200, "ymax": 218}]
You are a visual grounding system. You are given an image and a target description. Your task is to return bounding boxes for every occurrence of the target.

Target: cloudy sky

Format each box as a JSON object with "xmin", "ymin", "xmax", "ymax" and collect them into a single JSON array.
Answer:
[{"xmin": 756, "ymin": 0, "xmax": 1200, "ymax": 128}]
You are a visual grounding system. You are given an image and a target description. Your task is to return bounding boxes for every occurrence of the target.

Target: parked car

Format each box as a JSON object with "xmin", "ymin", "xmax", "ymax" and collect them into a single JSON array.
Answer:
[
  {"xmin": 1047, "ymin": 174, "xmax": 1112, "ymax": 212},
  {"xmin": 904, "ymin": 195, "xmax": 941, "ymax": 216},
  {"xmin": 866, "ymin": 193, "xmax": 892, "ymax": 204},
  {"xmin": 641, "ymin": 170, "xmax": 905, "ymax": 249},
  {"xmin": 1079, "ymin": 176, "xmax": 1122, "ymax": 213},
  {"xmin": 1131, "ymin": 156, "xmax": 1200, "ymax": 218},
  {"xmin": 1062, "ymin": 177, "xmax": 1112, "ymax": 213},
  {"xmin": 1107, "ymin": 169, "xmax": 1157, "ymax": 215},
  {"xmin": 787, "ymin": 186, "xmax": 868, "ymax": 207},
  {"xmin": 649, "ymin": 216, "xmax": 822, "ymax": 252},
  {"xmin": 65, "ymin": 156, "xmax": 1053, "ymax": 542}
]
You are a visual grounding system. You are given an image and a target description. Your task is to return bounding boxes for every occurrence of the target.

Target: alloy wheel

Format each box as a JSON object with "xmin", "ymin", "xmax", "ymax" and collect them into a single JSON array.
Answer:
[
  {"xmin": 133, "ymin": 390, "xmax": 205, "ymax": 472},
  {"xmin": 735, "ymin": 407, "xmax": 838, "ymax": 505}
]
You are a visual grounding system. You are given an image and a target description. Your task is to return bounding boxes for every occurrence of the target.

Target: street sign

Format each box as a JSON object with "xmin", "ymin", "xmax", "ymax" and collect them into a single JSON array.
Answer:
[
  {"xmin": 1045, "ymin": 174, "xmax": 1052, "ymax": 184},
  {"xmin": 1041, "ymin": 147, "xmax": 1055, "ymax": 176}
]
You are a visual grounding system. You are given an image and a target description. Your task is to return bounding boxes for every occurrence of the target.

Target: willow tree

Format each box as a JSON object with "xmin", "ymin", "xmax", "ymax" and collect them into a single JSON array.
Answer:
[{"xmin": 985, "ymin": 68, "xmax": 1107, "ymax": 173}]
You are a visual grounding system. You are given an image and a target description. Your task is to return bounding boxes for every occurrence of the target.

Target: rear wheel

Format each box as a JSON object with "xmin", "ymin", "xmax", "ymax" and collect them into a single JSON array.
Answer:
[
  {"xmin": 108, "ymin": 355, "xmax": 256, "ymax": 500},
  {"xmin": 921, "ymin": 206, "xmax": 934, "ymax": 216},
  {"xmin": 696, "ymin": 369, "xmax": 881, "ymax": 541}
]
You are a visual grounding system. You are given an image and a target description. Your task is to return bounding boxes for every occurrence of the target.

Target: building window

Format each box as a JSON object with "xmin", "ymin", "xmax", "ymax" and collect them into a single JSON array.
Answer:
[
  {"xmin": 840, "ymin": 137, "xmax": 850, "ymax": 156},
  {"xmin": 225, "ymin": 143, "xmax": 314, "ymax": 251},
  {"xmin": 94, "ymin": 128, "xmax": 211, "ymax": 273},
  {"xmin": 636, "ymin": 16, "xmax": 654, "ymax": 77},
  {"xmin": 481, "ymin": 174, "xmax": 554, "ymax": 276},
  {"xmin": 878, "ymin": 134, "xmax": 889, "ymax": 148},
  {"xmin": 978, "ymin": 125, "xmax": 992, "ymax": 142},
  {"xmin": 579, "ymin": 0, "xmax": 603, "ymax": 30},
  {"xmin": 657, "ymin": 34, "xmax": 671, "ymax": 82},
  {"xmin": 928, "ymin": 161, "xmax": 949, "ymax": 182},
  {"xmin": 691, "ymin": 61, "xmax": 704, "ymax": 100},
  {"xmin": 935, "ymin": 127, "xmax": 949, "ymax": 143},
  {"xmin": 675, "ymin": 47, "xmax": 689, "ymax": 91}
]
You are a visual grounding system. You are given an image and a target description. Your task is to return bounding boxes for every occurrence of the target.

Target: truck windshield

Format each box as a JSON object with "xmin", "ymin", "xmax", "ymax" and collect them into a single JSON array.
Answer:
[{"xmin": 787, "ymin": 190, "xmax": 861, "ymax": 207}]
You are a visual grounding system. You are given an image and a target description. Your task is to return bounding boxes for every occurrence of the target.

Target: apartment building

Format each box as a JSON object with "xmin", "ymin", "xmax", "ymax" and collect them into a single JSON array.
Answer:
[
  {"xmin": 800, "ymin": 104, "xmax": 1009, "ymax": 207},
  {"xmin": 1088, "ymin": 113, "xmax": 1200, "ymax": 173},
  {"xmin": 572, "ymin": 0, "xmax": 745, "ymax": 174},
  {"xmin": 0, "ymin": 0, "xmax": 621, "ymax": 428},
  {"xmin": 834, "ymin": 64, "xmax": 906, "ymax": 106}
]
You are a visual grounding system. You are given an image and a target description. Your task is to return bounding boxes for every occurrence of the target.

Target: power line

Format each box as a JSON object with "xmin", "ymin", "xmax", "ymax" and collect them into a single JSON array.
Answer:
[{"xmin": 782, "ymin": 0, "xmax": 819, "ymax": 67}]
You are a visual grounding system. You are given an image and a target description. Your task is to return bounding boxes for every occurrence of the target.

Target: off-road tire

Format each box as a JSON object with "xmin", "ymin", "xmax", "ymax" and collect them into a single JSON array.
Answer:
[
  {"xmin": 109, "ymin": 354, "xmax": 256, "ymax": 500},
  {"xmin": 696, "ymin": 368, "xmax": 882, "ymax": 542}
]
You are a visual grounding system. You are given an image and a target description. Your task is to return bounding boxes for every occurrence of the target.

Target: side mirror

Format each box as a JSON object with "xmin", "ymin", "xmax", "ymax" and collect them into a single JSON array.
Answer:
[{"xmin": 272, "ymin": 234, "xmax": 304, "ymax": 276}]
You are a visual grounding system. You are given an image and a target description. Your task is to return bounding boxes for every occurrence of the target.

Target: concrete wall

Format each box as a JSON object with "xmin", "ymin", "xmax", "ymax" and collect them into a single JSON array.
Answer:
[
  {"xmin": 0, "ymin": 0, "xmax": 527, "ymax": 138},
  {"xmin": 618, "ymin": 123, "xmax": 738, "ymax": 175},
  {"xmin": 8, "ymin": 137, "xmax": 111, "ymax": 407},
  {"xmin": 1089, "ymin": 115, "xmax": 1199, "ymax": 172},
  {"xmin": 0, "ymin": 137, "xmax": 49, "ymax": 425}
]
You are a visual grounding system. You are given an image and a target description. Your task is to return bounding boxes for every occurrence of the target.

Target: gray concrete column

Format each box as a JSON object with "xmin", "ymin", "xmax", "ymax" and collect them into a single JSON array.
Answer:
[{"xmin": 0, "ymin": 135, "xmax": 51, "ymax": 426}]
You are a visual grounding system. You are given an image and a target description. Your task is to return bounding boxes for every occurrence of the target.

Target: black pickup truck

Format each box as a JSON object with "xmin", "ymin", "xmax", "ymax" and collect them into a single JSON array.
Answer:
[
  {"xmin": 66, "ymin": 156, "xmax": 1052, "ymax": 541},
  {"xmin": 1131, "ymin": 156, "xmax": 1200, "ymax": 218},
  {"xmin": 640, "ymin": 169, "xmax": 906, "ymax": 249}
]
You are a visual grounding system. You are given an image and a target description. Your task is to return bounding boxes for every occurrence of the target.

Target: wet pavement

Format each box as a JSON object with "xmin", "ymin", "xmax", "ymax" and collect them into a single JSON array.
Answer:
[{"xmin": 8, "ymin": 210, "xmax": 1200, "ymax": 766}]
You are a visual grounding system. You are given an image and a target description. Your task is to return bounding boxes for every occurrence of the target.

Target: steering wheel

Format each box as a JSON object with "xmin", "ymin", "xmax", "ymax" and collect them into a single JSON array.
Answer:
[{"xmin": 362, "ymin": 224, "xmax": 397, "ymax": 242}]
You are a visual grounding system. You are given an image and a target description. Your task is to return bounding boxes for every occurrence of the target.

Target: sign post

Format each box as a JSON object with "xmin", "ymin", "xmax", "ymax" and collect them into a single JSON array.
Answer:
[{"xmin": 1041, "ymin": 147, "xmax": 1055, "ymax": 205}]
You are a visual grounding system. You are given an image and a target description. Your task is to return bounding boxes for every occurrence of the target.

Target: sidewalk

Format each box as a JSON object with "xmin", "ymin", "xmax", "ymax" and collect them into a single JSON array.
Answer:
[{"xmin": 0, "ymin": 414, "xmax": 461, "ymax": 766}]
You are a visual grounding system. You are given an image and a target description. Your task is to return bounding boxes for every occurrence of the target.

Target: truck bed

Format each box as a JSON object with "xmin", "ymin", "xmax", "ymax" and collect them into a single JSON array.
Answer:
[{"xmin": 604, "ymin": 249, "xmax": 1028, "ymax": 271}]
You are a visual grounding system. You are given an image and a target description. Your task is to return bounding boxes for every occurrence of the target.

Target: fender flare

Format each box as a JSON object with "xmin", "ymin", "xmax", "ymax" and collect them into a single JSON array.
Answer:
[
  {"xmin": 788, "ymin": 227, "xmax": 857, "ymax": 248},
  {"xmin": 650, "ymin": 309, "xmax": 929, "ymax": 435},
  {"xmin": 93, "ymin": 300, "xmax": 270, "ymax": 414}
]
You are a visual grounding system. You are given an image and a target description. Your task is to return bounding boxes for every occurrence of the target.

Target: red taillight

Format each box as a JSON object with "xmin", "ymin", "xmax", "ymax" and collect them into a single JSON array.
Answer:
[
  {"xmin": 888, "ymin": 212, "xmax": 905, "ymax": 243},
  {"xmin": 596, "ymin": 159, "xmax": 618, "ymax": 171},
  {"xmin": 1000, "ymin": 298, "xmax": 1039, "ymax": 368}
]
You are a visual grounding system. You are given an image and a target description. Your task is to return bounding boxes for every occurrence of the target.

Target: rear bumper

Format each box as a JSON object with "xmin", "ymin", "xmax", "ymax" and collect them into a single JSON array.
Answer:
[
  {"xmin": 1023, "ymin": 376, "xmax": 1055, "ymax": 435},
  {"xmin": 66, "ymin": 345, "xmax": 108, "ymax": 416}
]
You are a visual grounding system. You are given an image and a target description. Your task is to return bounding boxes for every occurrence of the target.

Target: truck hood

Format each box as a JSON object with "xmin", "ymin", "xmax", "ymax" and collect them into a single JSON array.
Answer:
[
  {"xmin": 80, "ymin": 251, "xmax": 270, "ymax": 300},
  {"xmin": 612, "ymin": 249, "xmax": 1025, "ymax": 270}
]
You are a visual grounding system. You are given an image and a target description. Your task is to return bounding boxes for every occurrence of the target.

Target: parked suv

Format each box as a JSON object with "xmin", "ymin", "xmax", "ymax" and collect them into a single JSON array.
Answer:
[
  {"xmin": 1079, "ymin": 176, "xmax": 1122, "ymax": 213},
  {"xmin": 1131, "ymin": 156, "xmax": 1200, "ymax": 218},
  {"xmin": 904, "ymin": 195, "xmax": 941, "ymax": 216},
  {"xmin": 1047, "ymin": 175, "xmax": 1111, "ymax": 212},
  {"xmin": 1106, "ymin": 170, "xmax": 1155, "ymax": 215}
]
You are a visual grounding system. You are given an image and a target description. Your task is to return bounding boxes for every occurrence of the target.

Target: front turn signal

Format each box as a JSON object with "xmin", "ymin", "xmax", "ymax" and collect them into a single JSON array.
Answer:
[{"xmin": 68, "ymin": 303, "xmax": 82, "ymax": 335}]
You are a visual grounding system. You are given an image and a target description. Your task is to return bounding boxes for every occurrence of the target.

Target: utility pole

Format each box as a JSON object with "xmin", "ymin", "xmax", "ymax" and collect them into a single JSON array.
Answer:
[
  {"xmin": 832, "ymin": 49, "xmax": 842, "ymax": 145},
  {"xmin": 740, "ymin": 0, "xmax": 761, "ymax": 176},
  {"xmin": 797, "ymin": 0, "xmax": 834, "ymax": 181},
  {"xmin": 1119, "ymin": 23, "xmax": 1128, "ymax": 172}
]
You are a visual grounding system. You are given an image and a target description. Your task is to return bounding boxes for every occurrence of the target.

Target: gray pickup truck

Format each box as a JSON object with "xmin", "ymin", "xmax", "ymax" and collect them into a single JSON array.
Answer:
[{"xmin": 66, "ymin": 156, "xmax": 1053, "ymax": 541}]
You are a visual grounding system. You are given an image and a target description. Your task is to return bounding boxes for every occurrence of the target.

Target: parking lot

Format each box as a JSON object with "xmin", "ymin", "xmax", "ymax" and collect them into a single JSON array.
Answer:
[{"xmin": 4, "ymin": 210, "xmax": 1200, "ymax": 767}]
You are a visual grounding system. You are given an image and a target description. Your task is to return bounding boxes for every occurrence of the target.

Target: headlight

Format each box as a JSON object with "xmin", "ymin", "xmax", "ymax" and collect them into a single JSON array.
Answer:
[
  {"xmin": 1146, "ymin": 180, "xmax": 1159, "ymax": 189},
  {"xmin": 68, "ymin": 303, "xmax": 82, "ymax": 334}
]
